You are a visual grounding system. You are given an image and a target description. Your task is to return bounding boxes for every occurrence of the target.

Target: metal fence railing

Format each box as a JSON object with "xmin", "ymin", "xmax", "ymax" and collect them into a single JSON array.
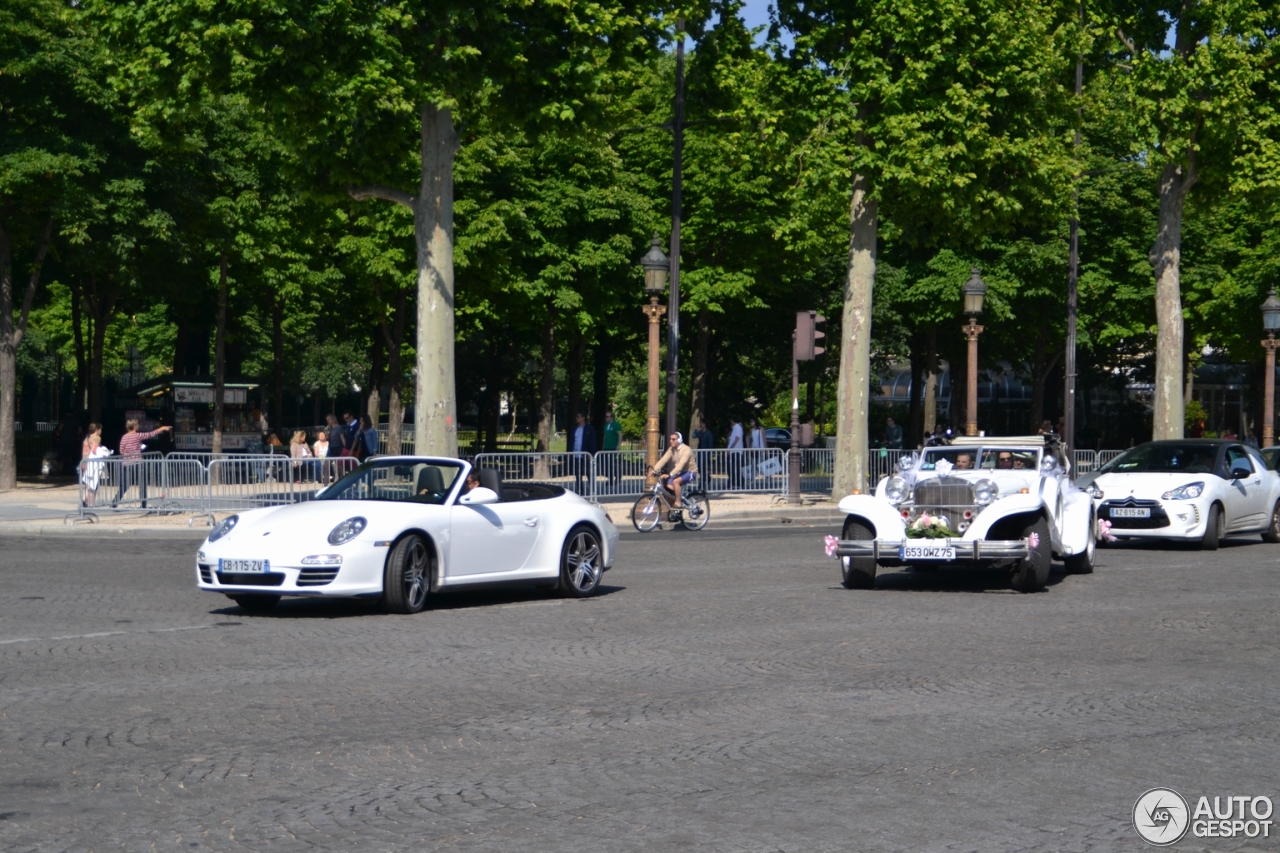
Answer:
[{"xmin": 474, "ymin": 451, "xmax": 596, "ymax": 497}]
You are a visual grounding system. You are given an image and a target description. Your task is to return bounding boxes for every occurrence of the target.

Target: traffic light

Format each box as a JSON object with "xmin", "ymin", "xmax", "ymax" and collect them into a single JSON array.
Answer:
[{"xmin": 794, "ymin": 310, "xmax": 825, "ymax": 361}]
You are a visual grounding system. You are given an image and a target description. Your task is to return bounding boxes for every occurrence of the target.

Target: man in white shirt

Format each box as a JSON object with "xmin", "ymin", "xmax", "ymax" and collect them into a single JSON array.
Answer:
[{"xmin": 727, "ymin": 417, "xmax": 744, "ymax": 489}]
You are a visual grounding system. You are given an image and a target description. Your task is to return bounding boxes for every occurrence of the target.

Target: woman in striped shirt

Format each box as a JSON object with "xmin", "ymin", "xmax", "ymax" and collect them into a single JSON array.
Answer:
[{"xmin": 114, "ymin": 418, "xmax": 172, "ymax": 508}]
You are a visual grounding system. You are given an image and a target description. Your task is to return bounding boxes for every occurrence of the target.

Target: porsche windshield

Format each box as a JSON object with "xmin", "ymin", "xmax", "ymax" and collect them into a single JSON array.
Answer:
[
  {"xmin": 1101, "ymin": 443, "xmax": 1218, "ymax": 474},
  {"xmin": 315, "ymin": 460, "xmax": 463, "ymax": 504},
  {"xmin": 919, "ymin": 447, "xmax": 1040, "ymax": 472}
]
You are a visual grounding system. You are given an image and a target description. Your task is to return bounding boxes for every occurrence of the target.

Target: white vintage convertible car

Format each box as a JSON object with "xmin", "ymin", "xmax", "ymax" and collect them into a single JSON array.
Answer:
[
  {"xmin": 832, "ymin": 436, "xmax": 1095, "ymax": 592},
  {"xmin": 1076, "ymin": 439, "xmax": 1280, "ymax": 549},
  {"xmin": 196, "ymin": 457, "xmax": 619, "ymax": 613}
]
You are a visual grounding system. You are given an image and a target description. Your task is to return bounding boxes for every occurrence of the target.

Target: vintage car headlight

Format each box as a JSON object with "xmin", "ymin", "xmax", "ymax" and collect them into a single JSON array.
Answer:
[
  {"xmin": 328, "ymin": 516, "xmax": 367, "ymax": 545},
  {"xmin": 208, "ymin": 515, "xmax": 238, "ymax": 542},
  {"xmin": 898, "ymin": 454, "xmax": 916, "ymax": 473},
  {"xmin": 1041, "ymin": 455, "xmax": 1058, "ymax": 472},
  {"xmin": 301, "ymin": 554, "xmax": 344, "ymax": 566},
  {"xmin": 1085, "ymin": 482, "xmax": 1104, "ymax": 499},
  {"xmin": 885, "ymin": 476, "xmax": 908, "ymax": 504},
  {"xmin": 1162, "ymin": 481, "xmax": 1204, "ymax": 501},
  {"xmin": 973, "ymin": 478, "xmax": 998, "ymax": 506}
]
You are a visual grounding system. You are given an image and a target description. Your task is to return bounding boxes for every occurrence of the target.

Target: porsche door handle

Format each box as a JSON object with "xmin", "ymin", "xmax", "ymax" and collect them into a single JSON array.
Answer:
[{"xmin": 524, "ymin": 517, "xmax": 539, "ymax": 527}]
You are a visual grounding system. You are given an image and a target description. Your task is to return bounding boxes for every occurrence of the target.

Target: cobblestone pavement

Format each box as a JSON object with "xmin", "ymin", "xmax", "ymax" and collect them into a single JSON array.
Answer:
[{"xmin": 1, "ymin": 529, "xmax": 1278, "ymax": 852}]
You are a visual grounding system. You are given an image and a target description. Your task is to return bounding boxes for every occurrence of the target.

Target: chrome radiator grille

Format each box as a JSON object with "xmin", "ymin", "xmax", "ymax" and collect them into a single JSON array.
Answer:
[{"xmin": 912, "ymin": 477, "xmax": 975, "ymax": 511}]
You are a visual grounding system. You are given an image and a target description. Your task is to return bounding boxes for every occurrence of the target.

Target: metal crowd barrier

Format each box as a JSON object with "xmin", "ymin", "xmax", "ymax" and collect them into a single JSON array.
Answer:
[
  {"xmin": 473, "ymin": 451, "xmax": 596, "ymax": 497},
  {"xmin": 73, "ymin": 454, "xmax": 358, "ymax": 523},
  {"xmin": 1072, "ymin": 449, "xmax": 1098, "ymax": 474},
  {"xmin": 590, "ymin": 449, "xmax": 650, "ymax": 499}
]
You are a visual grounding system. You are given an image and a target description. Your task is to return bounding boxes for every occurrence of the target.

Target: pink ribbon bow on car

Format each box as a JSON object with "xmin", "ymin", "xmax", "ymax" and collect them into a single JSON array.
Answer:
[{"xmin": 824, "ymin": 535, "xmax": 839, "ymax": 558}]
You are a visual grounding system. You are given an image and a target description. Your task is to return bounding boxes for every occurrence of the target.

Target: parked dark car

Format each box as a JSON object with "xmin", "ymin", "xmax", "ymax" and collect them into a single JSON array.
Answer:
[{"xmin": 765, "ymin": 427, "xmax": 791, "ymax": 449}]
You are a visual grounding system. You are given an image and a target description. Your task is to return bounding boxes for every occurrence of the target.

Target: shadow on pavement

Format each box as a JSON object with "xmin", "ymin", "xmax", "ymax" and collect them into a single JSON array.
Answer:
[
  {"xmin": 839, "ymin": 563, "xmax": 1073, "ymax": 594},
  {"xmin": 210, "ymin": 583, "xmax": 624, "ymax": 618}
]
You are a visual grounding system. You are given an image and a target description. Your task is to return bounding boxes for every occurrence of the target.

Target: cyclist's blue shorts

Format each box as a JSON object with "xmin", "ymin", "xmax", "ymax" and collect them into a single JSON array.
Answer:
[{"xmin": 671, "ymin": 471, "xmax": 696, "ymax": 485}]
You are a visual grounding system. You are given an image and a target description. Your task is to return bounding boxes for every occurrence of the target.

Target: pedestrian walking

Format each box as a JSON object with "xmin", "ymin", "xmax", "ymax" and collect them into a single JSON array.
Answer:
[
  {"xmin": 568, "ymin": 411, "xmax": 597, "ymax": 495},
  {"xmin": 113, "ymin": 418, "xmax": 172, "ymax": 508},
  {"xmin": 601, "ymin": 410, "xmax": 622, "ymax": 491},
  {"xmin": 750, "ymin": 419, "xmax": 765, "ymax": 449},
  {"xmin": 357, "ymin": 415, "xmax": 379, "ymax": 460},
  {"xmin": 341, "ymin": 411, "xmax": 359, "ymax": 457},
  {"xmin": 692, "ymin": 419, "xmax": 715, "ymax": 485},
  {"xmin": 290, "ymin": 429, "xmax": 313, "ymax": 481},
  {"xmin": 727, "ymin": 416, "xmax": 745, "ymax": 490},
  {"xmin": 80, "ymin": 424, "xmax": 110, "ymax": 507}
]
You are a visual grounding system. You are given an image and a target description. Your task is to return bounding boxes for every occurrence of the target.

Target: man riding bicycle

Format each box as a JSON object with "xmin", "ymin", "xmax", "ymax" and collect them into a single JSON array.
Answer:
[{"xmin": 651, "ymin": 432, "xmax": 698, "ymax": 509}]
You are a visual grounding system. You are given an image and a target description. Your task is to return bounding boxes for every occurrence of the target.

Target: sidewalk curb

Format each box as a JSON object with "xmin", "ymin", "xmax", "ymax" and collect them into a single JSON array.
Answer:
[{"xmin": 0, "ymin": 522, "xmax": 210, "ymax": 539}]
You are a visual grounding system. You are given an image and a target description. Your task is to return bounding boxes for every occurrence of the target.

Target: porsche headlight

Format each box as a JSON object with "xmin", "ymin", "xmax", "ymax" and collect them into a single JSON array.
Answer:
[
  {"xmin": 1085, "ymin": 482, "xmax": 1104, "ymax": 499},
  {"xmin": 973, "ymin": 478, "xmax": 998, "ymax": 506},
  {"xmin": 885, "ymin": 476, "xmax": 908, "ymax": 505},
  {"xmin": 208, "ymin": 514, "xmax": 238, "ymax": 542},
  {"xmin": 328, "ymin": 516, "xmax": 367, "ymax": 545},
  {"xmin": 1162, "ymin": 481, "xmax": 1204, "ymax": 501}
]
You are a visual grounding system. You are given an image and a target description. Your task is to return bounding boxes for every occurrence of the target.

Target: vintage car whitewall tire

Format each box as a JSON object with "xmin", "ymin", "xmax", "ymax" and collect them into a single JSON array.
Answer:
[
  {"xmin": 1009, "ymin": 516, "xmax": 1051, "ymax": 593},
  {"xmin": 382, "ymin": 534, "xmax": 430, "ymax": 614},
  {"xmin": 560, "ymin": 525, "xmax": 603, "ymax": 597},
  {"xmin": 1199, "ymin": 504, "xmax": 1223, "ymax": 551},
  {"xmin": 840, "ymin": 518, "xmax": 877, "ymax": 590}
]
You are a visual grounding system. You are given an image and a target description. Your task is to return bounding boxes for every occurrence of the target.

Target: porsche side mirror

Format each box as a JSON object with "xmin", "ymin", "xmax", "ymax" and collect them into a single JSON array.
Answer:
[
  {"xmin": 459, "ymin": 487, "xmax": 499, "ymax": 505},
  {"xmin": 1230, "ymin": 461, "xmax": 1252, "ymax": 480}
]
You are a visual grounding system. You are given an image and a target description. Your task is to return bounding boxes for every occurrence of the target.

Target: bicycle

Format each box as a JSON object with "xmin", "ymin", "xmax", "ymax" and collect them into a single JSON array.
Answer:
[{"xmin": 631, "ymin": 476, "xmax": 710, "ymax": 532}]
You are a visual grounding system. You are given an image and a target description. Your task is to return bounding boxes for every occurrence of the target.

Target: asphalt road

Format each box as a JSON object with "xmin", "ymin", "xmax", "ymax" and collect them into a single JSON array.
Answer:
[{"xmin": 1, "ymin": 527, "xmax": 1278, "ymax": 852}]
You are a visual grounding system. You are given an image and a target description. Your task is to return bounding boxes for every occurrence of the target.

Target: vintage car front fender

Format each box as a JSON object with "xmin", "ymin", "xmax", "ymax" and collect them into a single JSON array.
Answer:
[
  {"xmin": 836, "ymin": 495, "xmax": 908, "ymax": 539},
  {"xmin": 1057, "ymin": 489, "xmax": 1094, "ymax": 556},
  {"xmin": 965, "ymin": 493, "xmax": 1046, "ymax": 539}
]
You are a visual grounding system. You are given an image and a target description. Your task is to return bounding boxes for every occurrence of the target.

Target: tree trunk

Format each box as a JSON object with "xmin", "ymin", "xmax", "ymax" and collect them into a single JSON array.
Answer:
[
  {"xmin": 70, "ymin": 279, "xmax": 87, "ymax": 412},
  {"xmin": 270, "ymin": 293, "xmax": 284, "ymax": 433},
  {"xmin": 1029, "ymin": 340, "xmax": 1064, "ymax": 433},
  {"xmin": 906, "ymin": 333, "xmax": 925, "ymax": 448},
  {"xmin": 84, "ymin": 273, "xmax": 115, "ymax": 427},
  {"xmin": 921, "ymin": 327, "xmax": 940, "ymax": 444},
  {"xmin": 414, "ymin": 104, "xmax": 460, "ymax": 457},
  {"xmin": 591, "ymin": 338, "xmax": 609, "ymax": 439},
  {"xmin": 689, "ymin": 307, "xmax": 710, "ymax": 441},
  {"xmin": 375, "ymin": 283, "xmax": 408, "ymax": 456},
  {"xmin": 536, "ymin": 303, "xmax": 556, "ymax": 453},
  {"xmin": 212, "ymin": 254, "xmax": 228, "ymax": 456},
  {"xmin": 834, "ymin": 172, "xmax": 877, "ymax": 496},
  {"xmin": 566, "ymin": 330, "xmax": 586, "ymax": 425},
  {"xmin": 366, "ymin": 336, "xmax": 383, "ymax": 434},
  {"xmin": 0, "ymin": 214, "xmax": 54, "ymax": 489},
  {"xmin": 1152, "ymin": 159, "xmax": 1195, "ymax": 440}
]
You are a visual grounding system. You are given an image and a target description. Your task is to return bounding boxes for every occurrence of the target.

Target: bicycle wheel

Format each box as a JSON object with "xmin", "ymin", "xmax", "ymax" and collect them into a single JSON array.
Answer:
[
  {"xmin": 631, "ymin": 493, "xmax": 663, "ymax": 532},
  {"xmin": 680, "ymin": 490, "xmax": 710, "ymax": 531}
]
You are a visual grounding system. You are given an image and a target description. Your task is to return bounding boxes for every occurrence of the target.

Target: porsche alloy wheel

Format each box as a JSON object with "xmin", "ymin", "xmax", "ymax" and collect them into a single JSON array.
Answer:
[
  {"xmin": 560, "ymin": 526, "xmax": 603, "ymax": 598},
  {"xmin": 383, "ymin": 534, "xmax": 430, "ymax": 614}
]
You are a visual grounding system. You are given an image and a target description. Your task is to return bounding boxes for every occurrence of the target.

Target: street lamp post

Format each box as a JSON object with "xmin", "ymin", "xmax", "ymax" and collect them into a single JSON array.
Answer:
[
  {"xmin": 1261, "ymin": 288, "xmax": 1280, "ymax": 447},
  {"xmin": 641, "ymin": 236, "xmax": 670, "ymax": 478},
  {"xmin": 961, "ymin": 268, "xmax": 988, "ymax": 437}
]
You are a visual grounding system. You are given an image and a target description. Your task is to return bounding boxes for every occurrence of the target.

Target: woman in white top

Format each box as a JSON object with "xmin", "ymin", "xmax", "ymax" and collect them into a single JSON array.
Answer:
[
  {"xmin": 290, "ymin": 429, "xmax": 312, "ymax": 482},
  {"xmin": 750, "ymin": 419, "xmax": 765, "ymax": 449}
]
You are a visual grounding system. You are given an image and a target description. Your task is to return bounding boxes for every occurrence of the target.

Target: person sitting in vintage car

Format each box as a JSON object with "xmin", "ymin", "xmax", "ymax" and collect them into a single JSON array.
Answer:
[{"xmin": 955, "ymin": 452, "xmax": 974, "ymax": 470}]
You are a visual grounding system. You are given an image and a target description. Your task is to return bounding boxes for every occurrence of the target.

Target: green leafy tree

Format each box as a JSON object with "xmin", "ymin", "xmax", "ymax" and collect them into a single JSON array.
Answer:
[
  {"xmin": 778, "ymin": 0, "xmax": 1079, "ymax": 493},
  {"xmin": 1102, "ymin": 0, "xmax": 1280, "ymax": 438}
]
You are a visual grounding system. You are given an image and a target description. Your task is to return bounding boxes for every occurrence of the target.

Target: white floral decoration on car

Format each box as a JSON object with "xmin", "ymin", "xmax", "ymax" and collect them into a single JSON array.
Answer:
[{"xmin": 934, "ymin": 458, "xmax": 954, "ymax": 477}]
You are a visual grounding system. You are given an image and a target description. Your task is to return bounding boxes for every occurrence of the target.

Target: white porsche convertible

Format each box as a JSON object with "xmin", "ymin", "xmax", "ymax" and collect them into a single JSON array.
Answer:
[{"xmin": 195, "ymin": 457, "xmax": 619, "ymax": 613}]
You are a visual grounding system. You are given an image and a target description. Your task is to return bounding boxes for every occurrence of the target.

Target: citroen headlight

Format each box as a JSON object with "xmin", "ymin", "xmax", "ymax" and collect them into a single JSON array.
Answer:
[
  {"xmin": 1162, "ymin": 481, "xmax": 1204, "ymax": 501},
  {"xmin": 1085, "ymin": 483, "xmax": 1104, "ymax": 499},
  {"xmin": 328, "ymin": 516, "xmax": 367, "ymax": 545},
  {"xmin": 885, "ymin": 476, "xmax": 908, "ymax": 505},
  {"xmin": 973, "ymin": 478, "xmax": 998, "ymax": 506},
  {"xmin": 208, "ymin": 514, "xmax": 238, "ymax": 542}
]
